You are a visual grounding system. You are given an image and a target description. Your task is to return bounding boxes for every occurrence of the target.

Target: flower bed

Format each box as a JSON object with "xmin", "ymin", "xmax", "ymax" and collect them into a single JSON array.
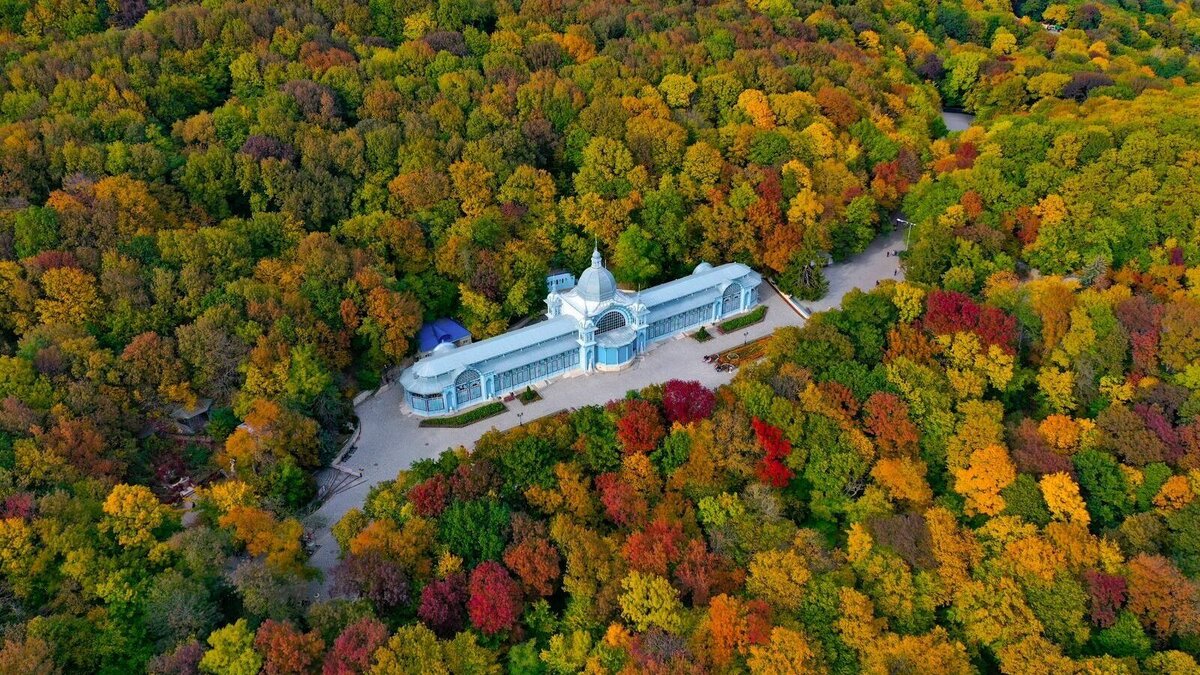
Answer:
[
  {"xmin": 419, "ymin": 401, "xmax": 507, "ymax": 428},
  {"xmin": 718, "ymin": 335, "xmax": 773, "ymax": 366}
]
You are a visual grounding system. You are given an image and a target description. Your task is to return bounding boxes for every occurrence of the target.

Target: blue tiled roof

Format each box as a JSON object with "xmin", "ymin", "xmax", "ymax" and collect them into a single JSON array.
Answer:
[
  {"xmin": 640, "ymin": 263, "xmax": 761, "ymax": 309},
  {"xmin": 401, "ymin": 316, "xmax": 580, "ymax": 394},
  {"xmin": 417, "ymin": 318, "xmax": 471, "ymax": 352}
]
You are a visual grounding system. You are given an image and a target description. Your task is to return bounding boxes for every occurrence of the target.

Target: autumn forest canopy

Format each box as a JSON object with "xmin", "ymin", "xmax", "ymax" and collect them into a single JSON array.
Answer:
[{"xmin": 1, "ymin": 0, "xmax": 1200, "ymax": 671}]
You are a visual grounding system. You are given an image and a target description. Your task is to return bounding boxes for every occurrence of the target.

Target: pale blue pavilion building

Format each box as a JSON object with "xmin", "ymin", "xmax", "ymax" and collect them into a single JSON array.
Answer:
[{"xmin": 399, "ymin": 248, "xmax": 762, "ymax": 416}]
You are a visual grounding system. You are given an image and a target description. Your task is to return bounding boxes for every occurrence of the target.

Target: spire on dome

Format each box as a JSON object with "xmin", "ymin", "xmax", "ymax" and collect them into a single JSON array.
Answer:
[{"xmin": 575, "ymin": 243, "xmax": 616, "ymax": 302}]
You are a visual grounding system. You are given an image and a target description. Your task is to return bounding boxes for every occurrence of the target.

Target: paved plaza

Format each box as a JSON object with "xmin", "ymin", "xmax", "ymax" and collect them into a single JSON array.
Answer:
[{"xmin": 307, "ymin": 228, "xmax": 905, "ymax": 580}]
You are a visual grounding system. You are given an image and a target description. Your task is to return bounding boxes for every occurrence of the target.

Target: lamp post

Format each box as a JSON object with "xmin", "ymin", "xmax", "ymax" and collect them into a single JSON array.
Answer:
[
  {"xmin": 895, "ymin": 217, "xmax": 914, "ymax": 247},
  {"xmin": 743, "ymin": 331, "xmax": 748, "ymax": 346},
  {"xmin": 517, "ymin": 412, "xmax": 524, "ymax": 426}
]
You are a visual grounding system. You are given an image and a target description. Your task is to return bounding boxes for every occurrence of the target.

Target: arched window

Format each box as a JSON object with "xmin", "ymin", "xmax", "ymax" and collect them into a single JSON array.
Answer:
[
  {"xmin": 455, "ymin": 369, "xmax": 482, "ymax": 404},
  {"xmin": 721, "ymin": 283, "xmax": 742, "ymax": 315},
  {"xmin": 596, "ymin": 310, "xmax": 627, "ymax": 335}
]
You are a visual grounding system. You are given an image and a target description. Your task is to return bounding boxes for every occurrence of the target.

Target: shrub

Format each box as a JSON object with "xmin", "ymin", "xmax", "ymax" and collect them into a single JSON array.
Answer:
[
  {"xmin": 419, "ymin": 402, "xmax": 507, "ymax": 428},
  {"xmin": 719, "ymin": 306, "xmax": 767, "ymax": 333}
]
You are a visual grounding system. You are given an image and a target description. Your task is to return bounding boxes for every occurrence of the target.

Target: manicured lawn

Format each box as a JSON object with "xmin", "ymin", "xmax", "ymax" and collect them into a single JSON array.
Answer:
[{"xmin": 419, "ymin": 401, "xmax": 507, "ymax": 428}]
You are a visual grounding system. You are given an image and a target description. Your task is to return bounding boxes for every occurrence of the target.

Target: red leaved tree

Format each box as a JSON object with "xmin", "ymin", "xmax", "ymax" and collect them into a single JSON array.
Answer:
[
  {"xmin": 622, "ymin": 518, "xmax": 685, "ymax": 577},
  {"xmin": 323, "ymin": 617, "xmax": 388, "ymax": 675},
  {"xmin": 975, "ymin": 306, "xmax": 1018, "ymax": 353},
  {"xmin": 503, "ymin": 536, "xmax": 561, "ymax": 597},
  {"xmin": 254, "ymin": 620, "xmax": 324, "ymax": 675},
  {"xmin": 752, "ymin": 417, "xmax": 793, "ymax": 488},
  {"xmin": 1084, "ymin": 569, "xmax": 1127, "ymax": 629},
  {"xmin": 1127, "ymin": 554, "xmax": 1200, "ymax": 639},
  {"xmin": 674, "ymin": 539, "xmax": 738, "ymax": 606},
  {"xmin": 862, "ymin": 392, "xmax": 919, "ymax": 456},
  {"xmin": 595, "ymin": 472, "xmax": 649, "ymax": 528},
  {"xmin": 615, "ymin": 399, "xmax": 666, "ymax": 454},
  {"xmin": 923, "ymin": 290, "xmax": 980, "ymax": 336},
  {"xmin": 418, "ymin": 573, "xmax": 468, "ymax": 638},
  {"xmin": 467, "ymin": 562, "xmax": 522, "ymax": 635},
  {"xmin": 923, "ymin": 289, "xmax": 1016, "ymax": 353},
  {"xmin": 407, "ymin": 475, "xmax": 449, "ymax": 518},
  {"xmin": 662, "ymin": 380, "xmax": 716, "ymax": 425}
]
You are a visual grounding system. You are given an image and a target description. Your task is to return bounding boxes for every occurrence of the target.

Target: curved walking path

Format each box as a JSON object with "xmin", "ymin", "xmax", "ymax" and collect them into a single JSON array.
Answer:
[{"xmin": 307, "ymin": 228, "xmax": 906, "ymax": 584}]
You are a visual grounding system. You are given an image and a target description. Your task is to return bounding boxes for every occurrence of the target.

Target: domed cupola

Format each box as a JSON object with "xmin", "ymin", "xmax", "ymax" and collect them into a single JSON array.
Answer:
[
  {"xmin": 693, "ymin": 261, "xmax": 713, "ymax": 275},
  {"xmin": 575, "ymin": 246, "xmax": 617, "ymax": 302}
]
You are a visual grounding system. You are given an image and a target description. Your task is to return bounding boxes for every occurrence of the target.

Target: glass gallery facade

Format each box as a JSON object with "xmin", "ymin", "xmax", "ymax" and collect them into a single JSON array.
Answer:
[{"xmin": 399, "ymin": 249, "xmax": 762, "ymax": 416}]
